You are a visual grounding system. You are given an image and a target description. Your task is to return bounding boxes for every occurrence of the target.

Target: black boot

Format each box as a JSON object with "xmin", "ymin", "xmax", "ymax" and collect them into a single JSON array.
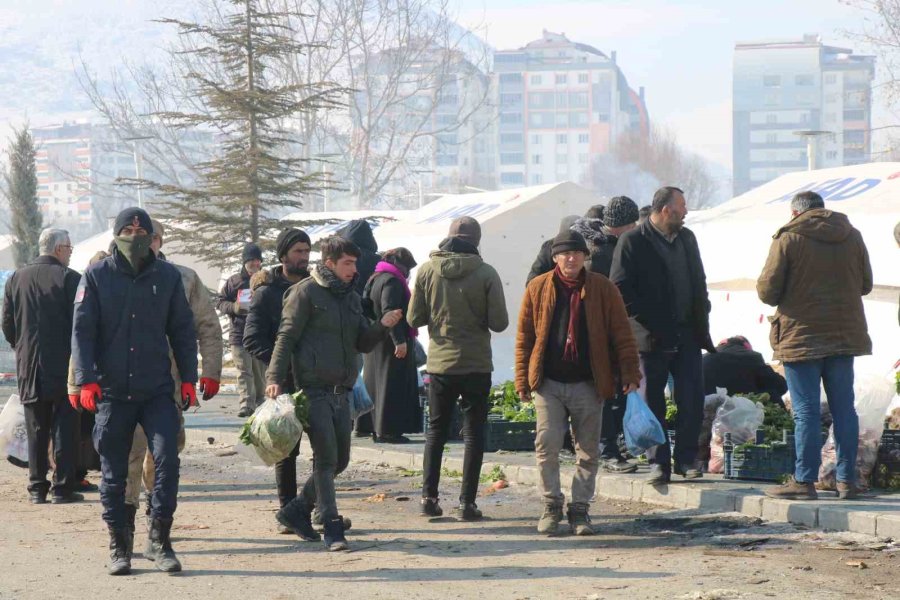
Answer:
[
  {"xmin": 147, "ymin": 517, "xmax": 182, "ymax": 573},
  {"xmin": 276, "ymin": 497, "xmax": 320, "ymax": 541},
  {"xmin": 420, "ymin": 497, "xmax": 443, "ymax": 517},
  {"xmin": 124, "ymin": 504, "xmax": 137, "ymax": 557},
  {"xmin": 456, "ymin": 503, "xmax": 483, "ymax": 521},
  {"xmin": 312, "ymin": 507, "xmax": 352, "ymax": 531},
  {"xmin": 107, "ymin": 526, "xmax": 132, "ymax": 576},
  {"xmin": 323, "ymin": 516, "xmax": 348, "ymax": 551}
]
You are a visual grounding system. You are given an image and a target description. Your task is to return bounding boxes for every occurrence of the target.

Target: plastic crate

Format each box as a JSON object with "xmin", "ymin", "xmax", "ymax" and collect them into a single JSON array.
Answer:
[
  {"xmin": 873, "ymin": 429, "xmax": 900, "ymax": 489},
  {"xmin": 724, "ymin": 429, "xmax": 795, "ymax": 482},
  {"xmin": 483, "ymin": 415, "xmax": 536, "ymax": 452}
]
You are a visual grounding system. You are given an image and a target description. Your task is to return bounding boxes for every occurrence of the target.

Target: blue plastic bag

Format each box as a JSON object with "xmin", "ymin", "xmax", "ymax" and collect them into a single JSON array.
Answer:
[
  {"xmin": 623, "ymin": 390, "xmax": 666, "ymax": 456},
  {"xmin": 350, "ymin": 374, "xmax": 374, "ymax": 420}
]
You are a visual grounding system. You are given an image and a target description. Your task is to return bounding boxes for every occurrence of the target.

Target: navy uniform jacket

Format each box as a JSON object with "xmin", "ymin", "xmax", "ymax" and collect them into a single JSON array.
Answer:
[{"xmin": 71, "ymin": 248, "xmax": 198, "ymax": 402}]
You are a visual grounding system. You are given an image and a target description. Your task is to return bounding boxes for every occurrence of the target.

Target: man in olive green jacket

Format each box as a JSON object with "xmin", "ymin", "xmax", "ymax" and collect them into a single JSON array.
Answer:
[{"xmin": 408, "ymin": 216, "xmax": 508, "ymax": 521}]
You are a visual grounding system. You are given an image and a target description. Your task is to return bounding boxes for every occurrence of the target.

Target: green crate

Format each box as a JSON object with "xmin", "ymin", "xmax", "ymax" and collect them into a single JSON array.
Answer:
[{"xmin": 483, "ymin": 416, "xmax": 536, "ymax": 452}]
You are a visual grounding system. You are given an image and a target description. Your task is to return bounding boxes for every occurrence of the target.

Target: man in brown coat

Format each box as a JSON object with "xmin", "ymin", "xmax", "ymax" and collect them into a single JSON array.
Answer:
[
  {"xmin": 757, "ymin": 191, "xmax": 872, "ymax": 501},
  {"xmin": 516, "ymin": 230, "xmax": 641, "ymax": 536}
]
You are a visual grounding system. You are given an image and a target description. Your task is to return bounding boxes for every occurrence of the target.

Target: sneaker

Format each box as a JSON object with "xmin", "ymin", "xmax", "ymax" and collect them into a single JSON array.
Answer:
[
  {"xmin": 600, "ymin": 457, "xmax": 638, "ymax": 474},
  {"xmin": 237, "ymin": 406, "xmax": 253, "ymax": 418},
  {"xmin": 536, "ymin": 503, "xmax": 563, "ymax": 535},
  {"xmin": 51, "ymin": 492, "xmax": 85, "ymax": 504},
  {"xmin": 312, "ymin": 509, "xmax": 352, "ymax": 531},
  {"xmin": 420, "ymin": 497, "xmax": 443, "ymax": 517},
  {"xmin": 456, "ymin": 503, "xmax": 483, "ymax": 521},
  {"xmin": 764, "ymin": 477, "xmax": 817, "ymax": 500},
  {"xmin": 646, "ymin": 464, "xmax": 670, "ymax": 486},
  {"xmin": 29, "ymin": 490, "xmax": 48, "ymax": 505},
  {"xmin": 323, "ymin": 516, "xmax": 349, "ymax": 552},
  {"xmin": 567, "ymin": 503, "xmax": 595, "ymax": 536},
  {"xmin": 675, "ymin": 464, "xmax": 703, "ymax": 480},
  {"xmin": 276, "ymin": 499, "xmax": 321, "ymax": 541}
]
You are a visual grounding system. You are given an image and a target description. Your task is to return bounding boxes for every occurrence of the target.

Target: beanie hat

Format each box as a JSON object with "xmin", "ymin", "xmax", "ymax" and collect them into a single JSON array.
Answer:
[
  {"xmin": 603, "ymin": 196, "xmax": 640, "ymax": 228},
  {"xmin": 150, "ymin": 218, "xmax": 165, "ymax": 246},
  {"xmin": 551, "ymin": 230, "xmax": 589, "ymax": 257},
  {"xmin": 275, "ymin": 228, "xmax": 311, "ymax": 260},
  {"xmin": 242, "ymin": 243, "xmax": 263, "ymax": 264},
  {"xmin": 584, "ymin": 205, "xmax": 605, "ymax": 220},
  {"xmin": 448, "ymin": 216, "xmax": 481, "ymax": 246},
  {"xmin": 113, "ymin": 207, "xmax": 153, "ymax": 236}
]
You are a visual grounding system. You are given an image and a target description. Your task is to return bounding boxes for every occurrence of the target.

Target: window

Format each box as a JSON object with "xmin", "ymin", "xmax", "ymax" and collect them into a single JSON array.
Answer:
[
  {"xmin": 500, "ymin": 153, "xmax": 524, "ymax": 165},
  {"xmin": 578, "ymin": 73, "xmax": 589, "ymax": 84},
  {"xmin": 529, "ymin": 112, "xmax": 553, "ymax": 128},
  {"xmin": 826, "ymin": 150, "xmax": 838, "ymax": 160},
  {"xmin": 569, "ymin": 112, "xmax": 589, "ymax": 127},
  {"xmin": 568, "ymin": 91, "xmax": 589, "ymax": 108},
  {"xmin": 556, "ymin": 134, "xmax": 568, "ymax": 144},
  {"xmin": 500, "ymin": 93, "xmax": 522, "ymax": 107},
  {"xmin": 766, "ymin": 114, "xmax": 777, "ymax": 124},
  {"xmin": 500, "ymin": 112, "xmax": 522, "ymax": 124},
  {"xmin": 532, "ymin": 174, "xmax": 543, "ymax": 184},
  {"xmin": 500, "ymin": 133, "xmax": 523, "ymax": 145},
  {"xmin": 499, "ymin": 73, "xmax": 523, "ymax": 84},
  {"xmin": 578, "ymin": 133, "xmax": 590, "ymax": 144},
  {"xmin": 529, "ymin": 92, "xmax": 554, "ymax": 108},
  {"xmin": 795, "ymin": 74, "xmax": 814, "ymax": 86},
  {"xmin": 532, "ymin": 154, "xmax": 542, "ymax": 165},
  {"xmin": 501, "ymin": 172, "xmax": 524, "ymax": 185},
  {"xmin": 843, "ymin": 109, "xmax": 866, "ymax": 121},
  {"xmin": 796, "ymin": 92, "xmax": 814, "ymax": 106},
  {"xmin": 555, "ymin": 74, "xmax": 567, "ymax": 85},
  {"xmin": 436, "ymin": 155, "xmax": 457, "ymax": 166},
  {"xmin": 578, "ymin": 153, "xmax": 589, "ymax": 164},
  {"xmin": 556, "ymin": 92, "xmax": 568, "ymax": 108},
  {"xmin": 532, "ymin": 134, "xmax": 542, "ymax": 144},
  {"xmin": 825, "ymin": 73, "xmax": 837, "ymax": 85},
  {"xmin": 844, "ymin": 130, "xmax": 866, "ymax": 144},
  {"xmin": 556, "ymin": 153, "xmax": 567, "ymax": 165},
  {"xmin": 766, "ymin": 133, "xmax": 777, "ymax": 144},
  {"xmin": 530, "ymin": 75, "xmax": 543, "ymax": 85},
  {"xmin": 764, "ymin": 92, "xmax": 780, "ymax": 106},
  {"xmin": 763, "ymin": 75, "xmax": 781, "ymax": 87}
]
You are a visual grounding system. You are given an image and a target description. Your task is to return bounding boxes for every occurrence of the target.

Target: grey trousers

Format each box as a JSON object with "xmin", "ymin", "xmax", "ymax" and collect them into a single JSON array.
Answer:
[
  {"xmin": 534, "ymin": 378, "xmax": 602, "ymax": 506},
  {"xmin": 232, "ymin": 344, "xmax": 265, "ymax": 410}
]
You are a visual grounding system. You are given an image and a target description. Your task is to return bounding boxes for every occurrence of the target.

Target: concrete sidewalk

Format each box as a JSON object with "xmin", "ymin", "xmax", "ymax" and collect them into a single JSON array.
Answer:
[{"xmin": 180, "ymin": 399, "xmax": 899, "ymax": 539}]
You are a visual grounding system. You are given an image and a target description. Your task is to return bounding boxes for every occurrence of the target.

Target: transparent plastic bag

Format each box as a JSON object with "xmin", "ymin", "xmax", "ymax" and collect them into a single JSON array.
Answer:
[
  {"xmin": 0, "ymin": 394, "xmax": 28, "ymax": 465},
  {"xmin": 708, "ymin": 395, "xmax": 764, "ymax": 474},
  {"xmin": 623, "ymin": 390, "xmax": 666, "ymax": 456},
  {"xmin": 238, "ymin": 395, "xmax": 303, "ymax": 466},
  {"xmin": 350, "ymin": 374, "xmax": 374, "ymax": 420}
]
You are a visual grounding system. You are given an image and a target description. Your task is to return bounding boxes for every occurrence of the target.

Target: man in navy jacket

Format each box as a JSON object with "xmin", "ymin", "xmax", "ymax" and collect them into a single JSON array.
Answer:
[{"xmin": 72, "ymin": 207, "xmax": 197, "ymax": 576}]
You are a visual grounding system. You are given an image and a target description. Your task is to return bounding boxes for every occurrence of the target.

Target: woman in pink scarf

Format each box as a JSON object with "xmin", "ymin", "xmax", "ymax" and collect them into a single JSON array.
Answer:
[{"xmin": 362, "ymin": 248, "xmax": 422, "ymax": 443}]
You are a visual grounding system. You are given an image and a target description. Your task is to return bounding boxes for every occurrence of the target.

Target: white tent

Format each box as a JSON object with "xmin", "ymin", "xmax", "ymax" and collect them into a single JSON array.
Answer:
[{"xmin": 0, "ymin": 235, "xmax": 15, "ymax": 271}]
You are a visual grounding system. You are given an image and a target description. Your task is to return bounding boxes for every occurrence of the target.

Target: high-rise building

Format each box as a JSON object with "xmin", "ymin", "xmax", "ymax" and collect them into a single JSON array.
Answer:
[
  {"xmin": 733, "ymin": 34, "xmax": 875, "ymax": 196},
  {"xmin": 493, "ymin": 30, "xmax": 649, "ymax": 189}
]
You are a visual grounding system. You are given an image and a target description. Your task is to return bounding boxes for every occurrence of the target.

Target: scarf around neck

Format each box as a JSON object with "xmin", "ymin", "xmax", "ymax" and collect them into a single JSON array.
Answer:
[
  {"xmin": 315, "ymin": 264, "xmax": 357, "ymax": 297},
  {"xmin": 373, "ymin": 260, "xmax": 417, "ymax": 337},
  {"xmin": 553, "ymin": 265, "xmax": 586, "ymax": 363}
]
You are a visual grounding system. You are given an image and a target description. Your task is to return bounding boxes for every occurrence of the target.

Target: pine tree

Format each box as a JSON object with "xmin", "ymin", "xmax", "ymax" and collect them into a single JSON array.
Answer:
[
  {"xmin": 129, "ymin": 0, "xmax": 344, "ymax": 267},
  {"xmin": 2, "ymin": 125, "xmax": 42, "ymax": 267}
]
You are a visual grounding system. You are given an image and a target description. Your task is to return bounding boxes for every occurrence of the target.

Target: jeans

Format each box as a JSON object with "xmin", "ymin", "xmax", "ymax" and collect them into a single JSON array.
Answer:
[
  {"xmin": 93, "ymin": 395, "xmax": 180, "ymax": 529},
  {"xmin": 422, "ymin": 373, "xmax": 491, "ymax": 505},
  {"xmin": 232, "ymin": 344, "xmax": 265, "ymax": 410},
  {"xmin": 641, "ymin": 329, "xmax": 704, "ymax": 470},
  {"xmin": 598, "ymin": 390, "xmax": 626, "ymax": 460},
  {"xmin": 784, "ymin": 356, "xmax": 858, "ymax": 484},
  {"xmin": 24, "ymin": 396, "xmax": 78, "ymax": 496},
  {"xmin": 533, "ymin": 379, "xmax": 602, "ymax": 506},
  {"xmin": 275, "ymin": 441, "xmax": 302, "ymax": 507},
  {"xmin": 297, "ymin": 389, "xmax": 351, "ymax": 521}
]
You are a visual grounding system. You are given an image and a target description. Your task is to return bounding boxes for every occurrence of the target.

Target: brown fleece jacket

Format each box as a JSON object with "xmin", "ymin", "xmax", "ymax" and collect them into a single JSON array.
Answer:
[{"xmin": 515, "ymin": 269, "xmax": 641, "ymax": 402}]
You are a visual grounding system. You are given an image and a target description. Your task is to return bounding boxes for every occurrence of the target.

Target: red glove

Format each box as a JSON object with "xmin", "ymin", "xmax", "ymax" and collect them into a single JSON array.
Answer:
[
  {"xmin": 68, "ymin": 394, "xmax": 80, "ymax": 411},
  {"xmin": 181, "ymin": 383, "xmax": 198, "ymax": 410},
  {"xmin": 80, "ymin": 383, "xmax": 102, "ymax": 413},
  {"xmin": 199, "ymin": 377, "xmax": 220, "ymax": 401}
]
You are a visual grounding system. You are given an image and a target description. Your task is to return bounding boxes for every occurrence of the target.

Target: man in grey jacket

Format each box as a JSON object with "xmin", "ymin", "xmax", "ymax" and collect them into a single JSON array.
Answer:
[{"xmin": 265, "ymin": 236, "xmax": 401, "ymax": 551}]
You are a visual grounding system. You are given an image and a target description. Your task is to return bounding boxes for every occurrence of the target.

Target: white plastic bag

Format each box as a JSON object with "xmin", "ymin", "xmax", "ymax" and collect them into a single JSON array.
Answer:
[
  {"xmin": 623, "ymin": 390, "xmax": 666, "ymax": 456},
  {"xmin": 0, "ymin": 394, "xmax": 28, "ymax": 465},
  {"xmin": 238, "ymin": 395, "xmax": 303, "ymax": 466},
  {"xmin": 708, "ymin": 395, "xmax": 764, "ymax": 473}
]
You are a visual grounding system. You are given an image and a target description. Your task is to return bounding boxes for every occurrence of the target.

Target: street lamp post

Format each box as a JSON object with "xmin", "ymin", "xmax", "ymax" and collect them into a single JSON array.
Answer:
[
  {"xmin": 123, "ymin": 135, "xmax": 154, "ymax": 209},
  {"xmin": 792, "ymin": 130, "xmax": 832, "ymax": 171}
]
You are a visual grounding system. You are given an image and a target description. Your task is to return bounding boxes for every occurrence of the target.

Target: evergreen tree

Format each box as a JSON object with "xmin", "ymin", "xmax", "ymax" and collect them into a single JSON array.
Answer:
[
  {"xmin": 2, "ymin": 125, "xmax": 42, "ymax": 267},
  {"xmin": 129, "ymin": 0, "xmax": 344, "ymax": 267}
]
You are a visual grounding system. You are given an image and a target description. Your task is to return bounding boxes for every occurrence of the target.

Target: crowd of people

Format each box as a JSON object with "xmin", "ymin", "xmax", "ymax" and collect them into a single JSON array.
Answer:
[{"xmin": 0, "ymin": 185, "xmax": 881, "ymax": 574}]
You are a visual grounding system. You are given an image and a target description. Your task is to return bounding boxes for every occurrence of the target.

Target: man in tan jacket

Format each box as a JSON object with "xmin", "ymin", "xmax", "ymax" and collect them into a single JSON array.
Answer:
[
  {"xmin": 757, "ymin": 191, "xmax": 872, "ymax": 501},
  {"xmin": 516, "ymin": 230, "xmax": 641, "ymax": 535}
]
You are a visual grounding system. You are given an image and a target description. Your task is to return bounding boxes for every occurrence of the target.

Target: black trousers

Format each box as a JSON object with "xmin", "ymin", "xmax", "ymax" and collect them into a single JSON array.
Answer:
[
  {"xmin": 23, "ymin": 396, "xmax": 78, "ymax": 496},
  {"xmin": 598, "ymin": 390, "xmax": 626, "ymax": 459},
  {"xmin": 422, "ymin": 373, "xmax": 491, "ymax": 505}
]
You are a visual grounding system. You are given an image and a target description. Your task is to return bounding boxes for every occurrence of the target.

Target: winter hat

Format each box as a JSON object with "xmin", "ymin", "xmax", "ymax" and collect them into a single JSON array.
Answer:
[
  {"xmin": 448, "ymin": 216, "xmax": 481, "ymax": 246},
  {"xmin": 551, "ymin": 230, "xmax": 589, "ymax": 257},
  {"xmin": 113, "ymin": 207, "xmax": 153, "ymax": 236},
  {"xmin": 558, "ymin": 215, "xmax": 580, "ymax": 233},
  {"xmin": 150, "ymin": 218, "xmax": 165, "ymax": 246},
  {"xmin": 584, "ymin": 205, "xmax": 605, "ymax": 220},
  {"xmin": 604, "ymin": 196, "xmax": 640, "ymax": 228},
  {"xmin": 242, "ymin": 243, "xmax": 263, "ymax": 264},
  {"xmin": 275, "ymin": 228, "xmax": 311, "ymax": 260}
]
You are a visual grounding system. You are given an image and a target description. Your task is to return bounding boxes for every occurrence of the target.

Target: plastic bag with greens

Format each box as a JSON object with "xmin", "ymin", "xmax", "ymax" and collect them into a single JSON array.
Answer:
[{"xmin": 239, "ymin": 395, "xmax": 303, "ymax": 466}]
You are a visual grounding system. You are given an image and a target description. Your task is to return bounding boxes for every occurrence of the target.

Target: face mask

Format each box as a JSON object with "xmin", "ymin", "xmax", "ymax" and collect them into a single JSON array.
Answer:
[{"xmin": 115, "ymin": 234, "xmax": 153, "ymax": 270}]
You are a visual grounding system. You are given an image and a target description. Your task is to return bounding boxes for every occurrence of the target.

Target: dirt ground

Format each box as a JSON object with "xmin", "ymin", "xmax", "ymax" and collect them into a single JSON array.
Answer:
[{"xmin": 0, "ymin": 434, "xmax": 898, "ymax": 600}]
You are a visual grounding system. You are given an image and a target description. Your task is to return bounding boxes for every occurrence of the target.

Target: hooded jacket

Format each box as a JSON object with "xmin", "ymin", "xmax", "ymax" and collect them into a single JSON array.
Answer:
[
  {"xmin": 216, "ymin": 267, "xmax": 252, "ymax": 346},
  {"xmin": 337, "ymin": 219, "xmax": 379, "ymax": 296},
  {"xmin": 243, "ymin": 266, "xmax": 307, "ymax": 365},
  {"xmin": 408, "ymin": 245, "xmax": 509, "ymax": 374},
  {"xmin": 757, "ymin": 208, "xmax": 872, "ymax": 362}
]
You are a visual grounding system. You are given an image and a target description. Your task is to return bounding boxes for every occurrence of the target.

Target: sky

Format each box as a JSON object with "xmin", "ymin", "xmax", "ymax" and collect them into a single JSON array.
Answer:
[{"xmin": 455, "ymin": 0, "xmax": 881, "ymax": 171}]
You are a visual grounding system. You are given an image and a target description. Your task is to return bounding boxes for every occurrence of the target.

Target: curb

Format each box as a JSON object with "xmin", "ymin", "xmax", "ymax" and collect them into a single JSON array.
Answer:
[{"xmin": 187, "ymin": 424, "xmax": 899, "ymax": 538}]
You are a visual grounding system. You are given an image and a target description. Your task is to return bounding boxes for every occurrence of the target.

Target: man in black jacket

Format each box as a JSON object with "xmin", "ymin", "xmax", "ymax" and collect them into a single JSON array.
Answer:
[
  {"xmin": 243, "ymin": 228, "xmax": 312, "ymax": 528},
  {"xmin": 703, "ymin": 336, "xmax": 787, "ymax": 408},
  {"xmin": 218, "ymin": 243, "xmax": 264, "ymax": 417},
  {"xmin": 72, "ymin": 207, "xmax": 198, "ymax": 575},
  {"xmin": 610, "ymin": 187, "xmax": 715, "ymax": 485},
  {"xmin": 2, "ymin": 228, "xmax": 82, "ymax": 505},
  {"xmin": 526, "ymin": 214, "xmax": 580, "ymax": 284}
]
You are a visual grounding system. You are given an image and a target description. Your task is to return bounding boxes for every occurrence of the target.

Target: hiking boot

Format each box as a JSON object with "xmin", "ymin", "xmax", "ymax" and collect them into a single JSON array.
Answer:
[
  {"xmin": 51, "ymin": 491, "xmax": 84, "ymax": 504},
  {"xmin": 457, "ymin": 503, "xmax": 483, "ymax": 521},
  {"xmin": 420, "ymin": 497, "xmax": 443, "ymax": 517},
  {"xmin": 646, "ymin": 464, "xmax": 670, "ymax": 486},
  {"xmin": 836, "ymin": 482, "xmax": 866, "ymax": 500},
  {"xmin": 675, "ymin": 464, "xmax": 703, "ymax": 480},
  {"xmin": 764, "ymin": 477, "xmax": 817, "ymax": 500},
  {"xmin": 107, "ymin": 526, "xmax": 132, "ymax": 576},
  {"xmin": 323, "ymin": 516, "xmax": 349, "ymax": 551},
  {"xmin": 600, "ymin": 457, "xmax": 638, "ymax": 474},
  {"xmin": 29, "ymin": 490, "xmax": 47, "ymax": 505},
  {"xmin": 237, "ymin": 406, "xmax": 253, "ymax": 418},
  {"xmin": 147, "ymin": 517, "xmax": 182, "ymax": 573},
  {"xmin": 276, "ymin": 498, "xmax": 320, "ymax": 541},
  {"xmin": 536, "ymin": 503, "xmax": 564, "ymax": 535},
  {"xmin": 312, "ymin": 508, "xmax": 352, "ymax": 531},
  {"xmin": 124, "ymin": 504, "xmax": 137, "ymax": 557},
  {"xmin": 567, "ymin": 503, "xmax": 595, "ymax": 536}
]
